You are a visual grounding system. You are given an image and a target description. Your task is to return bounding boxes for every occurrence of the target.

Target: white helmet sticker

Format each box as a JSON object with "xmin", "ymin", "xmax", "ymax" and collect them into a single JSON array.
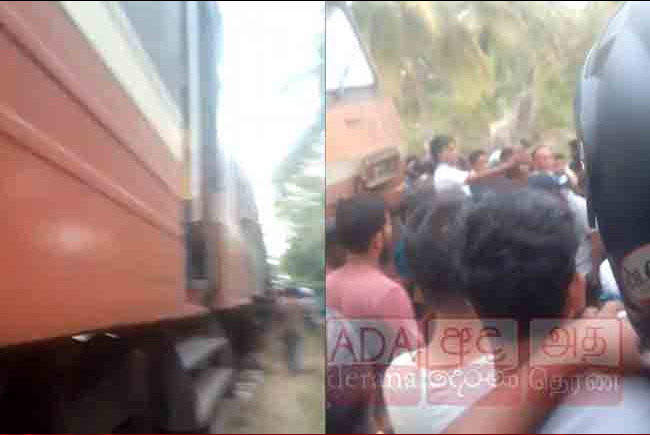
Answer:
[{"xmin": 621, "ymin": 245, "xmax": 650, "ymax": 302}]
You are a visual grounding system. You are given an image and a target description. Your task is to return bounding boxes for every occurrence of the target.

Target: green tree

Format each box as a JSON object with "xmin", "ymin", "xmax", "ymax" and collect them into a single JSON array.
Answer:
[{"xmin": 350, "ymin": 1, "xmax": 618, "ymax": 154}]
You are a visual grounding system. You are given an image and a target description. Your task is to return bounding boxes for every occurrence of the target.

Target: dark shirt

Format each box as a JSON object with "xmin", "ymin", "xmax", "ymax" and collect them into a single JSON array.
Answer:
[{"xmin": 470, "ymin": 176, "xmax": 515, "ymax": 200}]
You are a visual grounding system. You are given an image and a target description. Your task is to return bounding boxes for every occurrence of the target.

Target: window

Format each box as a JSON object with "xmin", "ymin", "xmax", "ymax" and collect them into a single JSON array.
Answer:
[
  {"xmin": 326, "ymin": 6, "xmax": 375, "ymax": 92},
  {"xmin": 59, "ymin": 1, "xmax": 187, "ymax": 159},
  {"xmin": 118, "ymin": 1, "xmax": 187, "ymax": 120}
]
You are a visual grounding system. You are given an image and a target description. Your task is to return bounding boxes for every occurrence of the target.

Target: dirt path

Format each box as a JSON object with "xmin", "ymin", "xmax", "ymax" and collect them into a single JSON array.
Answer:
[{"xmin": 222, "ymin": 326, "xmax": 324, "ymax": 434}]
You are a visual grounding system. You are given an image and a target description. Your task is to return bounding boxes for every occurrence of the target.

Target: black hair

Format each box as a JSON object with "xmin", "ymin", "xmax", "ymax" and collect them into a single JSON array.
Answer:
[
  {"xmin": 429, "ymin": 134, "xmax": 455, "ymax": 173},
  {"xmin": 500, "ymin": 147, "xmax": 514, "ymax": 163},
  {"xmin": 335, "ymin": 195, "xmax": 386, "ymax": 254},
  {"xmin": 500, "ymin": 147, "xmax": 523, "ymax": 180},
  {"xmin": 458, "ymin": 189, "xmax": 578, "ymax": 337},
  {"xmin": 457, "ymin": 155, "xmax": 470, "ymax": 171},
  {"xmin": 419, "ymin": 157, "xmax": 434, "ymax": 175},
  {"xmin": 405, "ymin": 156, "xmax": 423, "ymax": 184},
  {"xmin": 284, "ymin": 287, "xmax": 302, "ymax": 298},
  {"xmin": 468, "ymin": 149, "xmax": 486, "ymax": 167},
  {"xmin": 404, "ymin": 188, "xmax": 468, "ymax": 306}
]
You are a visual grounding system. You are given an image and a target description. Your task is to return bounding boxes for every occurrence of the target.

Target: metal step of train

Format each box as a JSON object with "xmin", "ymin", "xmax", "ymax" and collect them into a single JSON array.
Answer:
[
  {"xmin": 174, "ymin": 332, "xmax": 236, "ymax": 431},
  {"xmin": 175, "ymin": 336, "xmax": 228, "ymax": 372}
]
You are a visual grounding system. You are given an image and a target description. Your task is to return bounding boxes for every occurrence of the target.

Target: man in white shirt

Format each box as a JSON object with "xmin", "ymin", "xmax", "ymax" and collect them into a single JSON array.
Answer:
[
  {"xmin": 532, "ymin": 145, "xmax": 579, "ymax": 190},
  {"xmin": 434, "ymin": 161, "xmax": 472, "ymax": 195},
  {"xmin": 429, "ymin": 135, "xmax": 522, "ymax": 196}
]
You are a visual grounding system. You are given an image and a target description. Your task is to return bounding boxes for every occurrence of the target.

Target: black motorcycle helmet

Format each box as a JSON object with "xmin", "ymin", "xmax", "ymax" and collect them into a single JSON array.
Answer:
[{"xmin": 576, "ymin": 1, "xmax": 650, "ymax": 349}]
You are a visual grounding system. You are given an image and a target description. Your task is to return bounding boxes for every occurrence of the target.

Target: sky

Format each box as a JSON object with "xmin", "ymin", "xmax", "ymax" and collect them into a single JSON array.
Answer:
[{"xmin": 218, "ymin": 2, "xmax": 324, "ymax": 260}]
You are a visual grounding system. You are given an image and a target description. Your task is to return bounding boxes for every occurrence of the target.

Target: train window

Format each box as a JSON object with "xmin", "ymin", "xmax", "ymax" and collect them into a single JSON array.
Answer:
[
  {"xmin": 118, "ymin": 1, "xmax": 187, "ymax": 120},
  {"xmin": 59, "ymin": 1, "xmax": 186, "ymax": 160},
  {"xmin": 326, "ymin": 5, "xmax": 375, "ymax": 93}
]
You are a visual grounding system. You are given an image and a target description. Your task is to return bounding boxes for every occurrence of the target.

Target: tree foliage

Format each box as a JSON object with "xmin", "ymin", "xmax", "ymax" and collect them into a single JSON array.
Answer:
[{"xmin": 350, "ymin": 1, "xmax": 620, "ymax": 154}]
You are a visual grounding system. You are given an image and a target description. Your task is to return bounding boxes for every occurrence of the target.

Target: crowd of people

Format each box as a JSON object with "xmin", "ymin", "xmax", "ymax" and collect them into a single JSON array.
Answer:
[{"xmin": 325, "ymin": 134, "xmax": 641, "ymax": 434}]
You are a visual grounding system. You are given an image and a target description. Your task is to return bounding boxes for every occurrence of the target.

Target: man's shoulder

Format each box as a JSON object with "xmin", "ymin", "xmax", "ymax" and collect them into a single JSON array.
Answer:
[
  {"xmin": 325, "ymin": 267, "xmax": 347, "ymax": 287},
  {"xmin": 383, "ymin": 357, "xmax": 475, "ymax": 434},
  {"xmin": 327, "ymin": 267, "xmax": 406, "ymax": 309},
  {"xmin": 372, "ymin": 272, "xmax": 410, "ymax": 298},
  {"xmin": 439, "ymin": 164, "xmax": 467, "ymax": 177},
  {"xmin": 371, "ymin": 279, "xmax": 416, "ymax": 322}
]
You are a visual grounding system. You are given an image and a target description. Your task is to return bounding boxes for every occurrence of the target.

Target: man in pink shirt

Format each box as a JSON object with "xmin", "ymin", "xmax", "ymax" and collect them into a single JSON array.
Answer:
[
  {"xmin": 326, "ymin": 195, "xmax": 420, "ymax": 433},
  {"xmin": 326, "ymin": 195, "xmax": 421, "ymax": 350}
]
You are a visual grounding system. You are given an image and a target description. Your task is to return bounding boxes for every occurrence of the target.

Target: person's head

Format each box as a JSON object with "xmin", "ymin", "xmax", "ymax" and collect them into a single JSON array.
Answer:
[
  {"xmin": 468, "ymin": 150, "xmax": 487, "ymax": 173},
  {"xmin": 284, "ymin": 287, "xmax": 302, "ymax": 299},
  {"xmin": 508, "ymin": 163, "xmax": 530, "ymax": 185},
  {"xmin": 419, "ymin": 156, "xmax": 434, "ymax": 175},
  {"xmin": 531, "ymin": 145, "xmax": 555, "ymax": 172},
  {"xmin": 405, "ymin": 156, "xmax": 423, "ymax": 181},
  {"xmin": 500, "ymin": 147, "xmax": 514, "ymax": 162},
  {"xmin": 458, "ymin": 189, "xmax": 584, "ymax": 340},
  {"xmin": 429, "ymin": 135, "xmax": 458, "ymax": 166},
  {"xmin": 404, "ymin": 188, "xmax": 468, "ymax": 307},
  {"xmin": 405, "ymin": 155, "xmax": 416, "ymax": 170},
  {"xmin": 335, "ymin": 195, "xmax": 392, "ymax": 263},
  {"xmin": 456, "ymin": 155, "xmax": 469, "ymax": 171},
  {"xmin": 406, "ymin": 155, "xmax": 417, "ymax": 166},
  {"xmin": 502, "ymin": 146, "xmax": 530, "ymax": 183},
  {"xmin": 326, "ymin": 218, "xmax": 346, "ymax": 270}
]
